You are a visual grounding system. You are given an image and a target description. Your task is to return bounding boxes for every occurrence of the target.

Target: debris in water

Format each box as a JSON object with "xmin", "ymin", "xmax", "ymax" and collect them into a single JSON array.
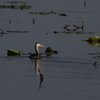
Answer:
[
  {"xmin": 45, "ymin": 47, "xmax": 58, "ymax": 56},
  {"xmin": 0, "ymin": 4, "xmax": 31, "ymax": 9},
  {"xmin": 6, "ymin": 30, "xmax": 30, "ymax": 33},
  {"xmin": 29, "ymin": 11, "xmax": 57, "ymax": 15},
  {"xmin": 59, "ymin": 14, "xmax": 67, "ymax": 16}
]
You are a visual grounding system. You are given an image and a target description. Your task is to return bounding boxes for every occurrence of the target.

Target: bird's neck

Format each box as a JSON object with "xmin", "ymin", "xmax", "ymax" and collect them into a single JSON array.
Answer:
[{"xmin": 35, "ymin": 46, "xmax": 39, "ymax": 54}]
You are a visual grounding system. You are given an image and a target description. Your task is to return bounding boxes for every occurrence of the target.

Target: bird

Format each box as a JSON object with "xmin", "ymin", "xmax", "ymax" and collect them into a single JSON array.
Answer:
[{"xmin": 29, "ymin": 42, "xmax": 45, "ymax": 59}]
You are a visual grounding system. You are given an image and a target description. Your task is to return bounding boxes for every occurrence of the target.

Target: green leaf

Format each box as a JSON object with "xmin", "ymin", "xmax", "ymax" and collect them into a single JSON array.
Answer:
[{"xmin": 6, "ymin": 48, "xmax": 21, "ymax": 56}]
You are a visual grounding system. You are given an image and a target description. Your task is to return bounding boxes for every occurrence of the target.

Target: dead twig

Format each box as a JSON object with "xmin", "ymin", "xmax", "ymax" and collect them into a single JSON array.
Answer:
[{"xmin": 64, "ymin": 21, "xmax": 84, "ymax": 31}]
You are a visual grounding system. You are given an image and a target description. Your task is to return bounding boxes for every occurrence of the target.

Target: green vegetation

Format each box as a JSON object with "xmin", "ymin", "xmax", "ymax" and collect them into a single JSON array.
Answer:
[
  {"xmin": 6, "ymin": 47, "xmax": 58, "ymax": 56},
  {"xmin": 20, "ymin": 4, "xmax": 31, "ymax": 9},
  {"xmin": 0, "ymin": 4, "xmax": 31, "ymax": 9},
  {"xmin": 45, "ymin": 47, "xmax": 58, "ymax": 56},
  {"xmin": 83, "ymin": 36, "xmax": 100, "ymax": 46},
  {"xmin": 6, "ymin": 49, "xmax": 21, "ymax": 56},
  {"xmin": 85, "ymin": 36, "xmax": 100, "ymax": 42}
]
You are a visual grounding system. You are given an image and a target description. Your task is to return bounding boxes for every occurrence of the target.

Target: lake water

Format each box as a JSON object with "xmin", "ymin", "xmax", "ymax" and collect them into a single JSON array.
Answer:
[{"xmin": 0, "ymin": 0, "xmax": 100, "ymax": 100}]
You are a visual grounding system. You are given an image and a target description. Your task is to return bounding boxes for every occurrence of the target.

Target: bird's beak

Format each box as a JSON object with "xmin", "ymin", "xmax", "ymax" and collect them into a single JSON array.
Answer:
[{"xmin": 40, "ymin": 44, "xmax": 45, "ymax": 47}]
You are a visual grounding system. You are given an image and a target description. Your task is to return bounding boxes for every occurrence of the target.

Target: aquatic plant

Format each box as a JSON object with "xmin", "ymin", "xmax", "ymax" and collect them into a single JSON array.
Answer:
[
  {"xmin": 29, "ymin": 11, "xmax": 57, "ymax": 15},
  {"xmin": 0, "ymin": 4, "xmax": 31, "ymax": 9},
  {"xmin": 6, "ymin": 47, "xmax": 58, "ymax": 56},
  {"xmin": 83, "ymin": 36, "xmax": 100, "ymax": 46},
  {"xmin": 6, "ymin": 49, "xmax": 21, "ymax": 56},
  {"xmin": 45, "ymin": 47, "xmax": 58, "ymax": 56},
  {"xmin": 20, "ymin": 4, "xmax": 31, "ymax": 9},
  {"xmin": 6, "ymin": 30, "xmax": 30, "ymax": 33},
  {"xmin": 85, "ymin": 36, "xmax": 100, "ymax": 42},
  {"xmin": 54, "ymin": 31, "xmax": 94, "ymax": 34}
]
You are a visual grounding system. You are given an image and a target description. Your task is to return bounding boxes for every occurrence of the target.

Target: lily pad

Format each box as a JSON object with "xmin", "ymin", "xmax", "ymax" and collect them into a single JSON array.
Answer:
[
  {"xmin": 83, "ymin": 36, "xmax": 100, "ymax": 46},
  {"xmin": 85, "ymin": 36, "xmax": 100, "ymax": 42},
  {"xmin": 6, "ymin": 48, "xmax": 21, "ymax": 56}
]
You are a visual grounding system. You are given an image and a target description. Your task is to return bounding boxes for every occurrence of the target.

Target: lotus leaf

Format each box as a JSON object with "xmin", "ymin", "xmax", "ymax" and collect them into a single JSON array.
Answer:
[{"xmin": 6, "ymin": 48, "xmax": 20, "ymax": 56}]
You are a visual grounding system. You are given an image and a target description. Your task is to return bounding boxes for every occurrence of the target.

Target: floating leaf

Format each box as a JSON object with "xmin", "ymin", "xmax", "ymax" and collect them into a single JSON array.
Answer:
[
  {"xmin": 85, "ymin": 36, "xmax": 100, "ymax": 42},
  {"xmin": 83, "ymin": 36, "xmax": 100, "ymax": 46},
  {"xmin": 6, "ymin": 48, "xmax": 21, "ymax": 56}
]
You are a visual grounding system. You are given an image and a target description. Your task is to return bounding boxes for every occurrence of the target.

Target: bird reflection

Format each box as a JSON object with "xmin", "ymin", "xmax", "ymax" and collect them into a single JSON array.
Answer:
[
  {"xmin": 34, "ymin": 59, "xmax": 44, "ymax": 91},
  {"xmin": 38, "ymin": 68, "xmax": 44, "ymax": 91}
]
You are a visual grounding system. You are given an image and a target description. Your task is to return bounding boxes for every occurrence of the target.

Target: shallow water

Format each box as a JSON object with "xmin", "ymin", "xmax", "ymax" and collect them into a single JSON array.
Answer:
[{"xmin": 0, "ymin": 0, "xmax": 100, "ymax": 100}]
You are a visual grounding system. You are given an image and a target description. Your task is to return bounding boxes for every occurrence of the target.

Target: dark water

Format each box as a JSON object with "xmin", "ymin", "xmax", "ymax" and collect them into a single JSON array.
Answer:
[{"xmin": 0, "ymin": 0, "xmax": 100, "ymax": 100}]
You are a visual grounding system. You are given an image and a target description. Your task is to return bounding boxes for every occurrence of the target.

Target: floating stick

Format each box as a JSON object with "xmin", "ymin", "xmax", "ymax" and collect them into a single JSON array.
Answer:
[{"xmin": 64, "ymin": 21, "xmax": 84, "ymax": 31}]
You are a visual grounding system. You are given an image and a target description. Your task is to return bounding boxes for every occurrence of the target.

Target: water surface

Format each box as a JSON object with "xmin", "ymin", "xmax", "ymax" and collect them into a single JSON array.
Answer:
[{"xmin": 0, "ymin": 0, "xmax": 100, "ymax": 100}]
